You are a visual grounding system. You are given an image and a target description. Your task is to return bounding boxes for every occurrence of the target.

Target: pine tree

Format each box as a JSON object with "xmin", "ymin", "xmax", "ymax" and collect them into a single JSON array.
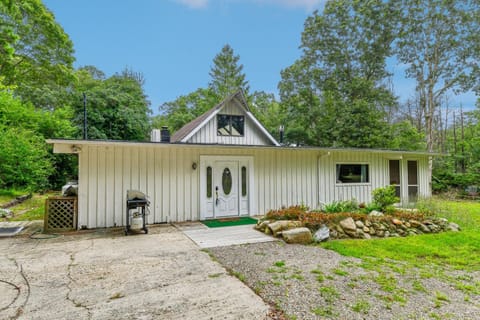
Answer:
[{"xmin": 208, "ymin": 44, "xmax": 249, "ymax": 98}]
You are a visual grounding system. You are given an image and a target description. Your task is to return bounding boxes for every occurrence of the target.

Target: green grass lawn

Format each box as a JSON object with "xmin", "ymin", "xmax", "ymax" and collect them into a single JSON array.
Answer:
[
  {"xmin": 0, "ymin": 189, "xmax": 26, "ymax": 205},
  {"xmin": 320, "ymin": 199, "xmax": 480, "ymax": 271},
  {"xmin": 1, "ymin": 190, "xmax": 55, "ymax": 221}
]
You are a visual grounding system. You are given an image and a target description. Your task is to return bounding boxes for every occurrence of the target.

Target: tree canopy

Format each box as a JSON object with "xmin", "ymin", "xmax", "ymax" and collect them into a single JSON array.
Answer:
[
  {"xmin": 70, "ymin": 66, "xmax": 152, "ymax": 141},
  {"xmin": 279, "ymin": 0, "xmax": 398, "ymax": 148},
  {"xmin": 0, "ymin": 0, "xmax": 75, "ymax": 108},
  {"xmin": 394, "ymin": 0, "xmax": 480, "ymax": 154}
]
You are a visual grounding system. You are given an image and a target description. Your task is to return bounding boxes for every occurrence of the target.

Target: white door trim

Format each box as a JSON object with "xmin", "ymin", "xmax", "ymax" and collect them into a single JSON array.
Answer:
[{"xmin": 199, "ymin": 155, "xmax": 255, "ymax": 220}]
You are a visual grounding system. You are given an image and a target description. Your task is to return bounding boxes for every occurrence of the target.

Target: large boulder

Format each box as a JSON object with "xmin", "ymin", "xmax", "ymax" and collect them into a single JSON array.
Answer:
[
  {"xmin": 447, "ymin": 222, "xmax": 460, "ymax": 232},
  {"xmin": 282, "ymin": 227, "xmax": 313, "ymax": 244},
  {"xmin": 268, "ymin": 220, "xmax": 303, "ymax": 237},
  {"xmin": 255, "ymin": 220, "xmax": 270, "ymax": 231},
  {"xmin": 339, "ymin": 217, "xmax": 356, "ymax": 232},
  {"xmin": 314, "ymin": 225, "xmax": 330, "ymax": 242},
  {"xmin": 392, "ymin": 218, "xmax": 403, "ymax": 226},
  {"xmin": 355, "ymin": 220, "xmax": 365, "ymax": 228}
]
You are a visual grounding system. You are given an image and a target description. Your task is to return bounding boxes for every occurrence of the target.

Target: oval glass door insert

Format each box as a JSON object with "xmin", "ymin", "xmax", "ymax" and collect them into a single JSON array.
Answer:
[{"xmin": 222, "ymin": 168, "xmax": 232, "ymax": 195}]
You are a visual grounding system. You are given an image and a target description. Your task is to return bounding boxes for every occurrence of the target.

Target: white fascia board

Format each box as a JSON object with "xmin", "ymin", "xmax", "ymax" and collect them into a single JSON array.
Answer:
[
  {"xmin": 245, "ymin": 111, "xmax": 280, "ymax": 146},
  {"xmin": 181, "ymin": 108, "xmax": 222, "ymax": 143}
]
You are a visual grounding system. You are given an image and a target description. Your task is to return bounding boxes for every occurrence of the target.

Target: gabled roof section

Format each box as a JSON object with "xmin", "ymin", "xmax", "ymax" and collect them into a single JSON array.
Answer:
[{"xmin": 170, "ymin": 90, "xmax": 280, "ymax": 146}]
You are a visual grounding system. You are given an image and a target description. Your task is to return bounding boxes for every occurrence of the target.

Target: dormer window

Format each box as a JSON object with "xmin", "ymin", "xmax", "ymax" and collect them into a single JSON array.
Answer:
[{"xmin": 217, "ymin": 114, "xmax": 245, "ymax": 136}]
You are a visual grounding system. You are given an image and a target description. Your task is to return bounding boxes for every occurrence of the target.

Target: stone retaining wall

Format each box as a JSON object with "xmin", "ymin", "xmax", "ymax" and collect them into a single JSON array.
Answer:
[{"xmin": 255, "ymin": 216, "xmax": 460, "ymax": 244}]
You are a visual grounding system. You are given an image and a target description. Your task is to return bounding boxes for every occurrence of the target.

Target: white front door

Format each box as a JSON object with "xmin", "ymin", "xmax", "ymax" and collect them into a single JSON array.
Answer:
[
  {"xmin": 213, "ymin": 161, "xmax": 239, "ymax": 217},
  {"xmin": 199, "ymin": 155, "xmax": 254, "ymax": 220}
]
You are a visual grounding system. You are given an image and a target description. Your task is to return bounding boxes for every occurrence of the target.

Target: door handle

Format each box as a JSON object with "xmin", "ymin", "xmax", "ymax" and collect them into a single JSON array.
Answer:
[{"xmin": 215, "ymin": 186, "xmax": 219, "ymax": 206}]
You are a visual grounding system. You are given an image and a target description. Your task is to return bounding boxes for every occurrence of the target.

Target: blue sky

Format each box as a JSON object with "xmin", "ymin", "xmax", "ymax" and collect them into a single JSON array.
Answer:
[{"xmin": 43, "ymin": 0, "xmax": 476, "ymax": 114}]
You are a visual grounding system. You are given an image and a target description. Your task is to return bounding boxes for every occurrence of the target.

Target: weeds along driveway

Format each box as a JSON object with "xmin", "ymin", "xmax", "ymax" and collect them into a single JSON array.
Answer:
[
  {"xmin": 209, "ymin": 241, "xmax": 480, "ymax": 320},
  {"xmin": 0, "ymin": 225, "xmax": 269, "ymax": 320}
]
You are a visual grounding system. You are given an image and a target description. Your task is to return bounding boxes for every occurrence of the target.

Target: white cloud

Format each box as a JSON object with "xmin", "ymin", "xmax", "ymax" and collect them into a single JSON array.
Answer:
[{"xmin": 175, "ymin": 0, "xmax": 209, "ymax": 9}]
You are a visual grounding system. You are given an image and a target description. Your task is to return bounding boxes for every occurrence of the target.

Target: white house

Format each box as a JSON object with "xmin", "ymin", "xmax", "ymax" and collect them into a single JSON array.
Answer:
[{"xmin": 47, "ymin": 91, "xmax": 433, "ymax": 229}]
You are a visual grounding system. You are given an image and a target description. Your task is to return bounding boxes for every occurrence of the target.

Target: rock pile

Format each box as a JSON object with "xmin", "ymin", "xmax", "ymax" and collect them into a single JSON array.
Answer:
[
  {"xmin": 255, "ymin": 215, "xmax": 460, "ymax": 243},
  {"xmin": 329, "ymin": 216, "xmax": 460, "ymax": 240}
]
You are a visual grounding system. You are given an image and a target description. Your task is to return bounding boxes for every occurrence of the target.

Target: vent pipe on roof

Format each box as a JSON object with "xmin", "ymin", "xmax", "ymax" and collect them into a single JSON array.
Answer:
[
  {"xmin": 83, "ymin": 92, "xmax": 87, "ymax": 140},
  {"xmin": 279, "ymin": 125, "xmax": 284, "ymax": 145}
]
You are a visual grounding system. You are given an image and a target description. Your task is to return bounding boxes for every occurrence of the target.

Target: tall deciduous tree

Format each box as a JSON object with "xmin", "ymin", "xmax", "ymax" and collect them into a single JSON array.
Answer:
[
  {"xmin": 209, "ymin": 44, "xmax": 249, "ymax": 98},
  {"xmin": 394, "ymin": 0, "xmax": 480, "ymax": 179},
  {"xmin": 0, "ymin": 0, "xmax": 75, "ymax": 108},
  {"xmin": 70, "ymin": 66, "xmax": 151, "ymax": 141},
  {"xmin": 250, "ymin": 91, "xmax": 286, "ymax": 140},
  {"xmin": 279, "ymin": 0, "xmax": 397, "ymax": 148}
]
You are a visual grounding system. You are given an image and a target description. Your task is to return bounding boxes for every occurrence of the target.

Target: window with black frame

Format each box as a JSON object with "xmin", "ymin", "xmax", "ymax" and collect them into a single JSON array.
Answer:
[
  {"xmin": 336, "ymin": 164, "xmax": 369, "ymax": 183},
  {"xmin": 217, "ymin": 114, "xmax": 244, "ymax": 136}
]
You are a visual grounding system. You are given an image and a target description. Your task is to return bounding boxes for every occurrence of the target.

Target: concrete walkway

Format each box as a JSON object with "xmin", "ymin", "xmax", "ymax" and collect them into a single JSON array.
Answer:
[
  {"xmin": 0, "ymin": 224, "xmax": 270, "ymax": 320},
  {"xmin": 177, "ymin": 222, "xmax": 276, "ymax": 248}
]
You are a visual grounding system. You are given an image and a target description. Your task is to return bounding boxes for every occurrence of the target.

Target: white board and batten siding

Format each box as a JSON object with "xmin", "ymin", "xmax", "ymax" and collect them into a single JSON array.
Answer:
[
  {"xmin": 53, "ymin": 140, "xmax": 432, "ymax": 229},
  {"xmin": 187, "ymin": 102, "xmax": 272, "ymax": 145},
  {"xmin": 318, "ymin": 151, "xmax": 430, "ymax": 206},
  {"xmin": 77, "ymin": 144, "xmax": 321, "ymax": 229}
]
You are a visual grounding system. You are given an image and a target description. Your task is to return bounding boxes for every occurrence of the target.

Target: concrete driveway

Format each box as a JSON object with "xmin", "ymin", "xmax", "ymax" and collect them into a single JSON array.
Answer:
[{"xmin": 0, "ymin": 225, "xmax": 270, "ymax": 320}]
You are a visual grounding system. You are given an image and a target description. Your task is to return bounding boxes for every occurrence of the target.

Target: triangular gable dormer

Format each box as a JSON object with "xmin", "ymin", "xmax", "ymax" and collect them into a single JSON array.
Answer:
[{"xmin": 171, "ymin": 90, "xmax": 279, "ymax": 146}]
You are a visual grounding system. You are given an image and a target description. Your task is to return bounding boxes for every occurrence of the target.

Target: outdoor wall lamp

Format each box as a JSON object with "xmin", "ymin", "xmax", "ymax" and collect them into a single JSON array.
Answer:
[
  {"xmin": 192, "ymin": 162, "xmax": 197, "ymax": 170},
  {"xmin": 71, "ymin": 145, "xmax": 82, "ymax": 153}
]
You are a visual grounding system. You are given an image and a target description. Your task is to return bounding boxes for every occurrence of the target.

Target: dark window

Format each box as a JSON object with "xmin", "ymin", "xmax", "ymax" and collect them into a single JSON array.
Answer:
[
  {"xmin": 408, "ymin": 161, "xmax": 418, "ymax": 202},
  {"xmin": 241, "ymin": 166, "xmax": 247, "ymax": 197},
  {"xmin": 389, "ymin": 160, "xmax": 401, "ymax": 198},
  {"xmin": 408, "ymin": 161, "xmax": 418, "ymax": 185},
  {"xmin": 336, "ymin": 164, "xmax": 369, "ymax": 183},
  {"xmin": 206, "ymin": 166, "xmax": 212, "ymax": 198},
  {"xmin": 222, "ymin": 168, "xmax": 232, "ymax": 195},
  {"xmin": 389, "ymin": 160, "xmax": 400, "ymax": 185},
  {"xmin": 217, "ymin": 115, "xmax": 244, "ymax": 136}
]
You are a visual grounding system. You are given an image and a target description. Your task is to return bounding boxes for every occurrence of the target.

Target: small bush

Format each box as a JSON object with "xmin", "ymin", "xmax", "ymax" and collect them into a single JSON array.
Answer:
[
  {"xmin": 364, "ymin": 202, "xmax": 382, "ymax": 213},
  {"xmin": 372, "ymin": 186, "xmax": 399, "ymax": 212},
  {"xmin": 323, "ymin": 200, "xmax": 359, "ymax": 213}
]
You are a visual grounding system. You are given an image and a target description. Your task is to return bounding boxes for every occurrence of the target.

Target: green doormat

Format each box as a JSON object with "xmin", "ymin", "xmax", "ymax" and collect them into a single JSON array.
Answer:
[{"xmin": 201, "ymin": 217, "xmax": 258, "ymax": 228}]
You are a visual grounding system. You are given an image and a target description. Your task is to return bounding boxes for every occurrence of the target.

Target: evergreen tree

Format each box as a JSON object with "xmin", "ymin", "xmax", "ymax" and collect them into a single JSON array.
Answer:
[
  {"xmin": 157, "ymin": 44, "xmax": 252, "ymax": 133},
  {"xmin": 209, "ymin": 44, "xmax": 249, "ymax": 98}
]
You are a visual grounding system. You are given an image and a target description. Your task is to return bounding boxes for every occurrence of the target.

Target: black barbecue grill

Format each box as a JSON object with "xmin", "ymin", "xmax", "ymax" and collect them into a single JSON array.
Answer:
[{"xmin": 125, "ymin": 190, "xmax": 149, "ymax": 235}]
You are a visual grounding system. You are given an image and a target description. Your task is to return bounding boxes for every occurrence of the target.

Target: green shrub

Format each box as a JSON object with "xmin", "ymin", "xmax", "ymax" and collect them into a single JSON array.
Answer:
[
  {"xmin": 0, "ymin": 125, "xmax": 52, "ymax": 191},
  {"xmin": 364, "ymin": 202, "xmax": 382, "ymax": 213},
  {"xmin": 371, "ymin": 186, "xmax": 399, "ymax": 213},
  {"xmin": 323, "ymin": 200, "xmax": 359, "ymax": 213}
]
